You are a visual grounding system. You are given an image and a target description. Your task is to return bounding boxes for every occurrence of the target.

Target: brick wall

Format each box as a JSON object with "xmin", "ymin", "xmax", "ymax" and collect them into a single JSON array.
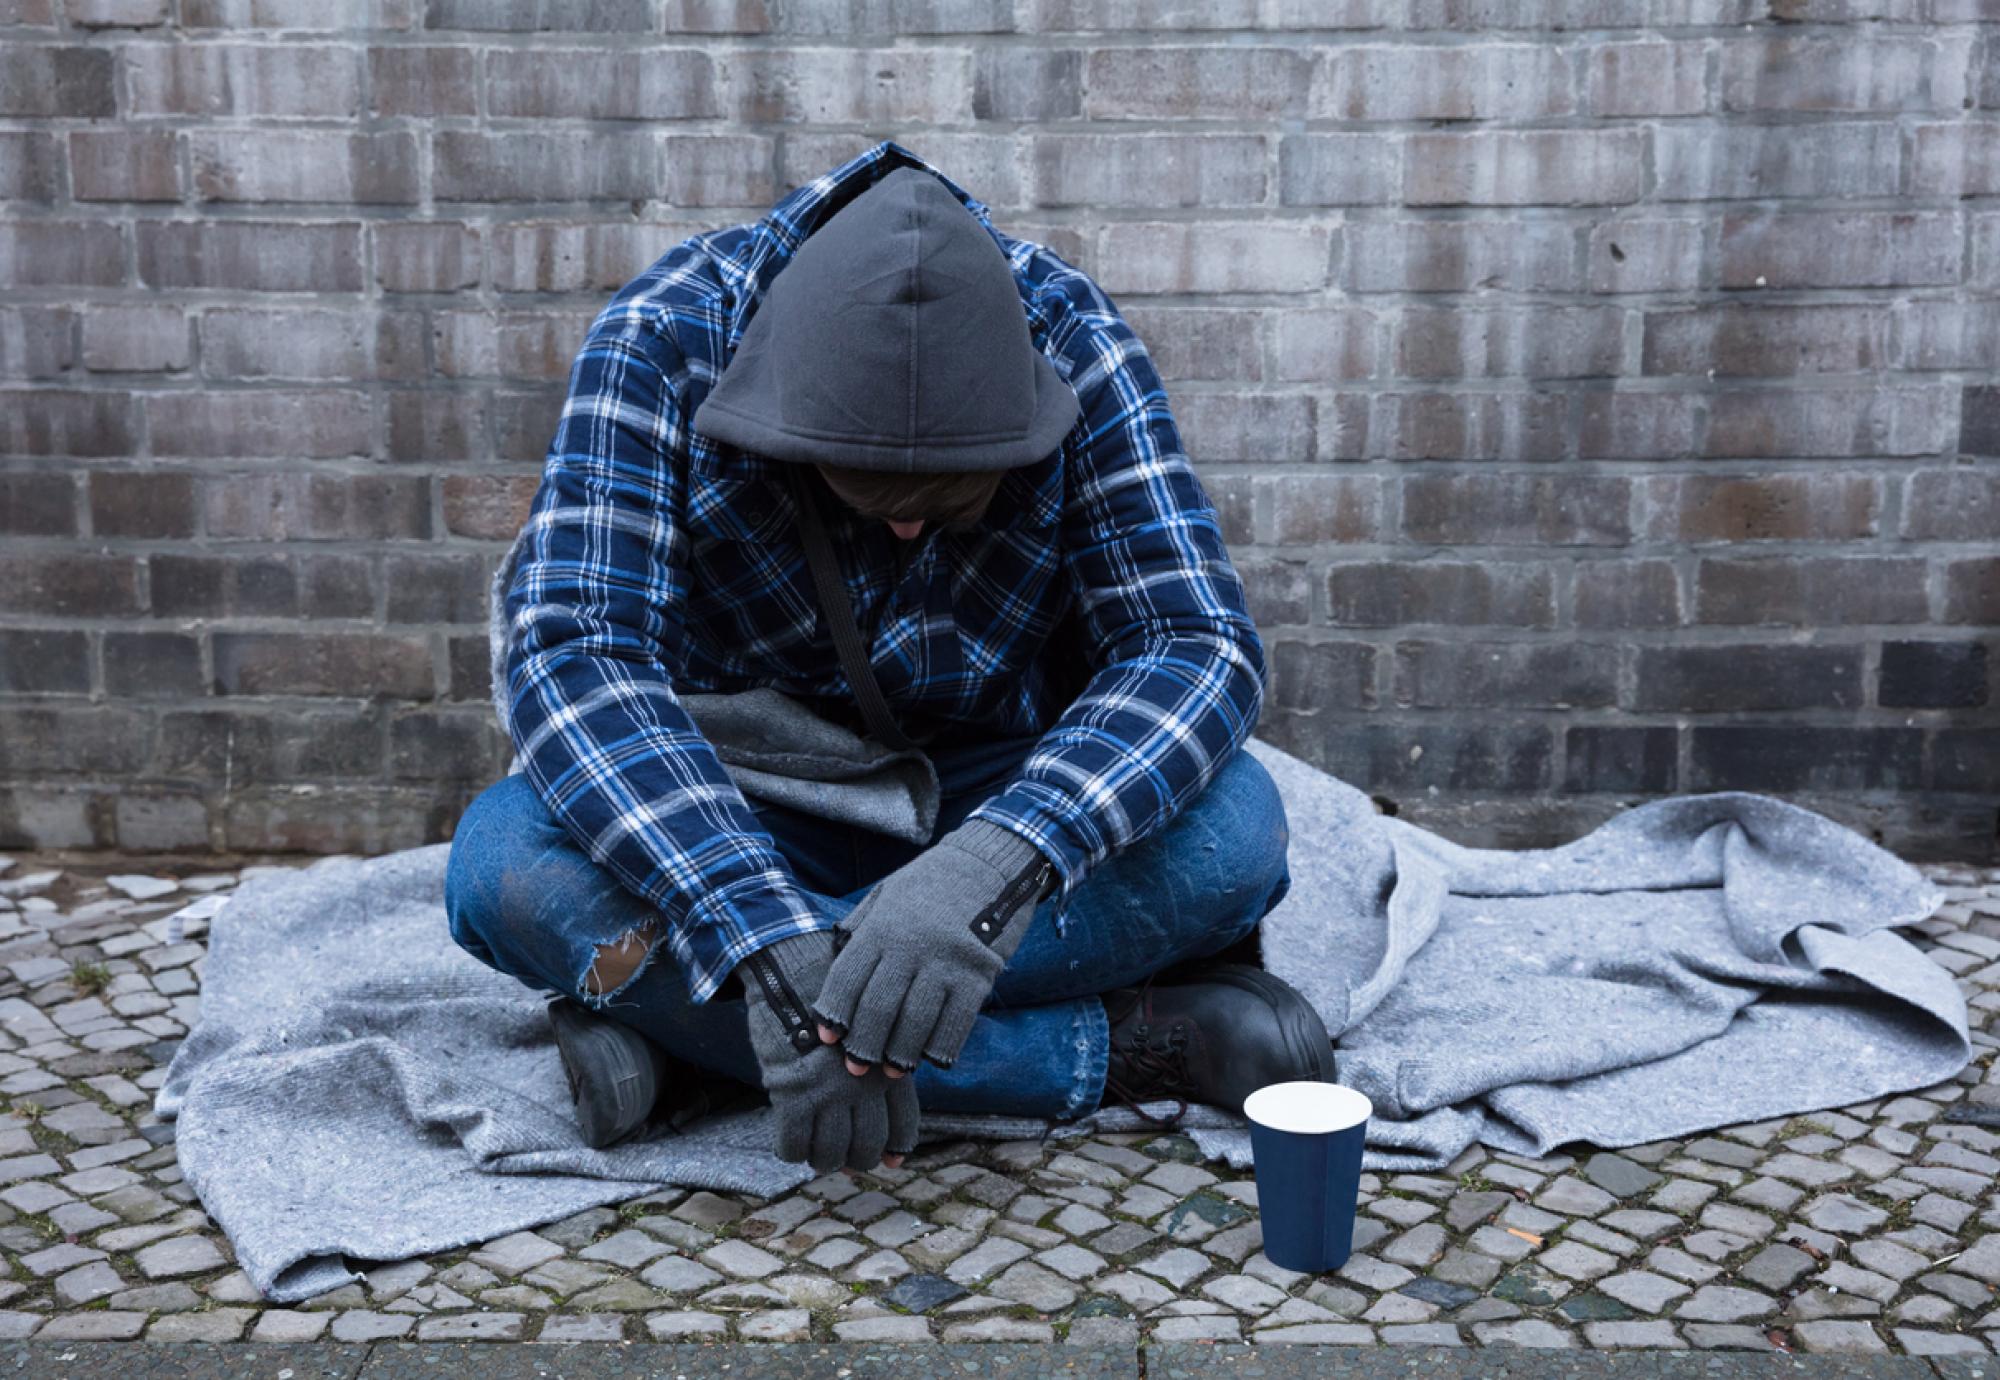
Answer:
[{"xmin": 2, "ymin": 0, "xmax": 1994, "ymax": 861}]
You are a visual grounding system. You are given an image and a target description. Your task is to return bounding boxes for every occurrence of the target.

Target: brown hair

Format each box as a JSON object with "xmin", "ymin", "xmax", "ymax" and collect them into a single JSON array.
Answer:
[{"xmin": 811, "ymin": 463, "xmax": 1006, "ymax": 530}]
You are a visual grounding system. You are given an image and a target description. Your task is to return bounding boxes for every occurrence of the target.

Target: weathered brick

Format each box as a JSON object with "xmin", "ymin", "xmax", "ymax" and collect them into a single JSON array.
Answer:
[
  {"xmin": 367, "ymin": 45, "xmax": 476, "ymax": 116},
  {"xmin": 0, "ymin": 132, "xmax": 59, "ymax": 200},
  {"xmin": 1704, "ymin": 385, "xmax": 1953, "ymax": 459},
  {"xmin": 149, "ymin": 391, "xmax": 374, "ymax": 458},
  {"xmin": 114, "ymin": 793, "xmax": 212, "ymax": 851},
  {"xmin": 159, "ymin": 707, "xmax": 386, "ymax": 782},
  {"xmin": 1643, "ymin": 306, "xmax": 1891, "ymax": 378},
  {"xmin": 1912, "ymin": 123, "xmax": 2000, "ymax": 199},
  {"xmin": 1269, "ymin": 641, "xmax": 1375, "ymax": 714},
  {"xmin": 1719, "ymin": 34, "xmax": 1964, "ymax": 113},
  {"xmin": 1261, "ymin": 474, "xmax": 1379, "ymax": 546},
  {"xmin": 1688, "ymin": 727, "xmax": 1922, "ymax": 792},
  {"xmin": 199, "ymin": 308, "xmax": 426, "ymax": 381},
  {"xmin": 1564, "ymin": 726, "xmax": 1676, "ymax": 795},
  {"xmin": 0, "ymin": 390, "xmax": 137, "ymax": 456},
  {"xmin": 1588, "ymin": 220, "xmax": 1704, "ymax": 294},
  {"xmin": 974, "ymin": 47, "xmax": 1079, "ymax": 121},
  {"xmin": 1367, "ymin": 391, "xmax": 1568, "ymax": 461},
  {"xmin": 1088, "ymin": 46, "xmax": 1308, "ymax": 119},
  {"xmin": 1343, "ymin": 220, "xmax": 1579, "ymax": 293},
  {"xmin": 434, "ymin": 130, "xmax": 658, "ymax": 202},
  {"xmin": 126, "ymin": 43, "xmax": 362, "ymax": 117},
  {"xmin": 0, "ymin": 629, "xmax": 90, "ymax": 694},
  {"xmin": 89, "ymin": 470, "xmax": 195, "ymax": 538},
  {"xmin": 1402, "ymin": 474, "xmax": 1631, "ymax": 547},
  {"xmin": 384, "ymin": 552, "xmax": 491, "ymax": 624},
  {"xmin": 0, "ymin": 553, "xmax": 142, "ymax": 616},
  {"xmin": 1693, "ymin": 558, "xmax": 1928, "ymax": 626},
  {"xmin": 0, "ymin": 47, "xmax": 115, "ymax": 117},
  {"xmin": 657, "ymin": 133, "xmax": 778, "ymax": 206},
  {"xmin": 389, "ymin": 709, "xmax": 509, "ymax": 781},
  {"xmin": 1721, "ymin": 212, "xmax": 1959, "ymax": 290},
  {"xmin": 1880, "ymin": 642, "xmax": 1986, "ymax": 711},
  {"xmin": 1643, "ymin": 474, "xmax": 1879, "ymax": 544},
  {"xmin": 68, "ymin": 0, "xmax": 169, "ymax": 25},
  {"xmin": 441, "ymin": 474, "xmax": 538, "ymax": 541},
  {"xmin": 1405, "ymin": 130, "xmax": 1646, "ymax": 206},
  {"xmin": 1277, "ymin": 134, "xmax": 1402, "ymax": 207},
  {"xmin": 1397, "ymin": 308, "xmax": 1624, "ymax": 380},
  {"xmin": 200, "ymin": 472, "xmax": 430, "ymax": 541},
  {"xmin": 1898, "ymin": 302, "xmax": 2000, "ymax": 372},
  {"xmin": 1096, "ymin": 222, "xmax": 1331, "ymax": 295},
  {"xmin": 0, "ymin": 222, "xmax": 125, "ymax": 287},
  {"xmin": 192, "ymin": 131, "xmax": 418, "ymax": 203},
  {"xmin": 1631, "ymin": 646, "xmax": 1863, "ymax": 712},
  {"xmin": 0, "ymin": 306, "xmax": 77, "ymax": 378},
  {"xmin": 446, "ymin": 635, "xmax": 494, "ymax": 702},
  {"xmin": 212, "ymin": 633, "xmax": 435, "ymax": 699},
  {"xmin": 1237, "ymin": 557, "xmax": 1310, "ymax": 627},
  {"xmin": 432, "ymin": 311, "xmax": 583, "ymax": 381},
  {"xmin": 1395, "ymin": 641, "xmax": 1619, "ymax": 710},
  {"xmin": 150, "ymin": 551, "xmax": 374, "ymax": 620},
  {"xmin": 81, "ymin": 305, "xmax": 190, "ymax": 374},
  {"xmin": 1324, "ymin": 561, "xmax": 1555, "ymax": 629},
  {"xmin": 0, "ymin": 707, "xmax": 155, "ymax": 775},
  {"xmin": 183, "ymin": 0, "xmax": 417, "ymax": 24},
  {"xmin": 1316, "ymin": 44, "xmax": 1572, "ymax": 120},
  {"xmin": 1942, "ymin": 558, "xmax": 2000, "ymax": 624},
  {"xmin": 1573, "ymin": 561, "xmax": 1681, "ymax": 630},
  {"xmin": 1965, "ymin": 387, "xmax": 2000, "ymax": 458},
  {"xmin": 1270, "ymin": 720, "xmax": 1554, "ymax": 794},
  {"xmin": 1174, "ymin": 392, "xmax": 1314, "ymax": 463},
  {"xmin": 492, "ymin": 387, "xmax": 566, "ymax": 461},
  {"xmin": 137, "ymin": 221, "xmax": 365, "ymax": 292},
  {"xmin": 1030, "ymin": 134, "xmax": 1269, "ymax": 208},
  {"xmin": 1903, "ymin": 469, "xmax": 2000, "ymax": 542},
  {"xmin": 768, "ymin": 0, "xmax": 1010, "ymax": 33},
  {"xmin": 423, "ymin": 0, "xmax": 655, "ymax": 29},
  {"xmin": 0, "ymin": 786, "xmax": 103, "ymax": 851},
  {"xmin": 1271, "ymin": 309, "xmax": 1378, "ymax": 383},
  {"xmin": 374, "ymin": 223, "xmax": 481, "ymax": 293},
  {"xmin": 102, "ymin": 632, "xmax": 204, "ymax": 699},
  {"xmin": 387, "ymin": 391, "xmax": 489, "ymax": 463},
  {"xmin": 1128, "ymin": 308, "xmax": 1264, "ymax": 383},
  {"xmin": 1656, "ymin": 124, "xmax": 1902, "ymax": 202},
  {"xmin": 725, "ymin": 48, "xmax": 974, "ymax": 124},
  {"xmin": 1583, "ymin": 41, "xmax": 1708, "ymax": 116},
  {"xmin": 485, "ymin": 47, "xmax": 720, "ymax": 120},
  {"xmin": 491, "ymin": 221, "xmax": 693, "ymax": 293},
  {"xmin": 1, "ymin": 470, "xmax": 77, "ymax": 536},
  {"xmin": 223, "ymin": 787, "xmax": 453, "ymax": 854}
]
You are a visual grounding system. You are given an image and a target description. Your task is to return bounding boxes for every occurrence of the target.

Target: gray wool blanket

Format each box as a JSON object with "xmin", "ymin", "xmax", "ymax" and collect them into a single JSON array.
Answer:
[{"xmin": 156, "ymin": 724, "xmax": 1968, "ymax": 1303}]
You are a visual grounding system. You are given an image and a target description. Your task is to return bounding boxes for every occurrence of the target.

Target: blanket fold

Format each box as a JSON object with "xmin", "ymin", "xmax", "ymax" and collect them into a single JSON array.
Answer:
[{"xmin": 156, "ymin": 734, "xmax": 1966, "ymax": 1302}]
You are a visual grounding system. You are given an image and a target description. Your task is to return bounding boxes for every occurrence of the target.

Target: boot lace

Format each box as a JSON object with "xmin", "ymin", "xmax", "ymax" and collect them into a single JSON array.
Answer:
[{"xmin": 1101, "ymin": 980, "xmax": 1192, "ymax": 1129}]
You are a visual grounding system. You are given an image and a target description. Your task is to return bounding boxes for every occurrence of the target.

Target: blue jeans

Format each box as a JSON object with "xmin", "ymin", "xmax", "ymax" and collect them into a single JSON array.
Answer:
[{"xmin": 443, "ymin": 737, "xmax": 1292, "ymax": 1122}]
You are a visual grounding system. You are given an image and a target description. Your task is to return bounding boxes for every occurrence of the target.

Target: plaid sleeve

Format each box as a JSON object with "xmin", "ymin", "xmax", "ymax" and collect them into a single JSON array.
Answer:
[
  {"xmin": 500, "ymin": 312, "xmax": 830, "ymax": 1004},
  {"xmin": 964, "ymin": 280, "xmax": 1268, "ymax": 937}
]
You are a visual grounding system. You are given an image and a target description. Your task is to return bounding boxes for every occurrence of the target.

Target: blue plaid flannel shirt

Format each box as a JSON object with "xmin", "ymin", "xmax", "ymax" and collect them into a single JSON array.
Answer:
[{"xmin": 499, "ymin": 140, "xmax": 1268, "ymax": 1004}]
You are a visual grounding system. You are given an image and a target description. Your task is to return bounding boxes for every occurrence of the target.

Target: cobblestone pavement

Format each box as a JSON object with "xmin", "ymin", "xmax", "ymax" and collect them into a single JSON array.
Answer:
[{"xmin": 0, "ymin": 850, "xmax": 1995, "ymax": 1356}]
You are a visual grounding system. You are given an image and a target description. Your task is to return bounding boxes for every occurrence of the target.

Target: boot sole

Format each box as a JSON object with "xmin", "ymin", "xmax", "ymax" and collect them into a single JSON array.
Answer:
[
  {"xmin": 546, "ymin": 997, "xmax": 661, "ymax": 1149},
  {"xmin": 1197, "ymin": 963, "xmax": 1336, "ymax": 1085}
]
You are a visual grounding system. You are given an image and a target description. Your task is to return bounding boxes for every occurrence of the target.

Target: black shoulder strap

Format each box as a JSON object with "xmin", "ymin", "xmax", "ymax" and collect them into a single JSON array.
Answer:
[{"xmin": 780, "ymin": 463, "xmax": 922, "ymax": 753}]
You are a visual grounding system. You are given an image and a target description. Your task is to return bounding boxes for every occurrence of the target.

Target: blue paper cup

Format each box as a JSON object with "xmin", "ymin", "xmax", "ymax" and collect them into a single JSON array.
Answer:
[{"xmin": 1244, "ymin": 1080, "xmax": 1373, "ymax": 1274}]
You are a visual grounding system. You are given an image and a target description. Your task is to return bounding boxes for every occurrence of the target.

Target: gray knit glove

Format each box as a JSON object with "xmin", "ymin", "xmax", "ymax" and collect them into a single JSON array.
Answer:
[
  {"xmin": 739, "ymin": 930, "xmax": 919, "ymax": 1173},
  {"xmin": 812, "ymin": 818, "xmax": 1056, "ymax": 1072}
]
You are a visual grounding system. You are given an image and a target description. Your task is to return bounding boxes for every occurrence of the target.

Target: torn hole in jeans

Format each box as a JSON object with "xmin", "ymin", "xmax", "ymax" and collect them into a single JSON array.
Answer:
[{"xmin": 579, "ymin": 916, "xmax": 662, "ymax": 1008}]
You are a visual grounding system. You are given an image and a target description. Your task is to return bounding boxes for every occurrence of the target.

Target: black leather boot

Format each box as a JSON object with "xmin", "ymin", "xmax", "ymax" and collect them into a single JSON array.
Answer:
[
  {"xmin": 546, "ymin": 996, "xmax": 675, "ymax": 1149},
  {"xmin": 1100, "ymin": 964, "xmax": 1334, "ymax": 1123}
]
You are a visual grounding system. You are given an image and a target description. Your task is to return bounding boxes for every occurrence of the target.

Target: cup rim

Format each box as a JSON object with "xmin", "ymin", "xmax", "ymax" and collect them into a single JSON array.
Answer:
[{"xmin": 1243, "ymin": 1079, "xmax": 1373, "ymax": 1135}]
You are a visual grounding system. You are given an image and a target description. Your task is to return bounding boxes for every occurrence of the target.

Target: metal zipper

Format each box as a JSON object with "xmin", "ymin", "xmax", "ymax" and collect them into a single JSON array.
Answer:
[
  {"xmin": 745, "ymin": 951, "xmax": 819, "ymax": 1056},
  {"xmin": 970, "ymin": 858, "xmax": 1055, "ymax": 946}
]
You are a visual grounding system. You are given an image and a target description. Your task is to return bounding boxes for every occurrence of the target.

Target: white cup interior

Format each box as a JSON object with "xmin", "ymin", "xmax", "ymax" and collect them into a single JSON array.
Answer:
[{"xmin": 1243, "ymin": 1080, "xmax": 1372, "ymax": 1136}]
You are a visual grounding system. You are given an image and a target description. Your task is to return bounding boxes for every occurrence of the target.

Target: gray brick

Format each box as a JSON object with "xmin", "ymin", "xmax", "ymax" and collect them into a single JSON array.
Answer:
[
  {"xmin": 1720, "ymin": 34, "xmax": 1963, "ymax": 113},
  {"xmin": 1098, "ymin": 222, "xmax": 1330, "ymax": 295},
  {"xmin": 1583, "ymin": 40, "xmax": 1708, "ymax": 116},
  {"xmin": 1316, "ymin": 44, "xmax": 1572, "ymax": 120},
  {"xmin": 0, "ymin": 222, "xmax": 125, "ymax": 287},
  {"xmin": 485, "ymin": 48, "xmax": 720, "ymax": 120},
  {"xmin": 1088, "ymin": 46, "xmax": 1309, "ymax": 120},
  {"xmin": 1030, "ymin": 133, "xmax": 1269, "ymax": 208},
  {"xmin": 1721, "ymin": 212, "xmax": 1960, "ymax": 290},
  {"xmin": 192, "ymin": 131, "xmax": 418, "ymax": 203},
  {"xmin": 367, "ymin": 45, "xmax": 476, "ymax": 116},
  {"xmin": 126, "ymin": 43, "xmax": 362, "ymax": 118},
  {"xmin": 1405, "ymin": 130, "xmax": 1647, "ymax": 206},
  {"xmin": 1657, "ymin": 124, "xmax": 1902, "ymax": 202},
  {"xmin": 434, "ymin": 131, "xmax": 658, "ymax": 203},
  {"xmin": 0, "ymin": 47, "xmax": 115, "ymax": 116},
  {"xmin": 723, "ymin": 48, "xmax": 974, "ymax": 124},
  {"xmin": 67, "ymin": 130, "xmax": 182, "ymax": 202},
  {"xmin": 137, "ymin": 221, "xmax": 365, "ymax": 292}
]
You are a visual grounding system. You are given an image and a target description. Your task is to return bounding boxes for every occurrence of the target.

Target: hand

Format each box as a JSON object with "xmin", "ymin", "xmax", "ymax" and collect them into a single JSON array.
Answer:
[
  {"xmin": 811, "ymin": 818, "xmax": 1054, "ymax": 1074},
  {"xmin": 739, "ymin": 930, "xmax": 918, "ymax": 1173}
]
